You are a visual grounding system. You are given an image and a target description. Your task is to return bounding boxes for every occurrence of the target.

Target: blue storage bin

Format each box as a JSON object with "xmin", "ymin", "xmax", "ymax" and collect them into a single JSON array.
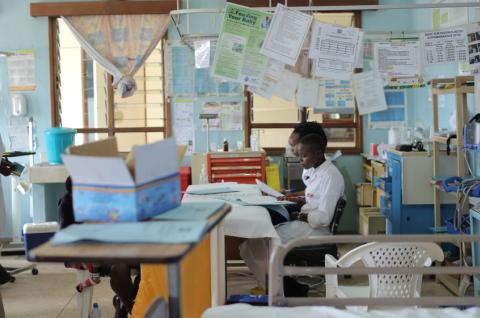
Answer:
[
  {"xmin": 23, "ymin": 222, "xmax": 59, "ymax": 260},
  {"xmin": 44, "ymin": 127, "xmax": 76, "ymax": 165}
]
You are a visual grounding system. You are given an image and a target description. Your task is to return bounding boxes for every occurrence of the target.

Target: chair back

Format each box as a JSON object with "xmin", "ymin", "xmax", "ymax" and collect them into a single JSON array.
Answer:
[
  {"xmin": 336, "ymin": 242, "xmax": 444, "ymax": 298},
  {"xmin": 329, "ymin": 196, "xmax": 347, "ymax": 234}
]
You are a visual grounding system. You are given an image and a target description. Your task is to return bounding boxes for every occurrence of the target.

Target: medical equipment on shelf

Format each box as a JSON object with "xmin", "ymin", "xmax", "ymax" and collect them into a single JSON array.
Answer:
[
  {"xmin": 199, "ymin": 113, "xmax": 219, "ymax": 152},
  {"xmin": 464, "ymin": 113, "xmax": 480, "ymax": 151}
]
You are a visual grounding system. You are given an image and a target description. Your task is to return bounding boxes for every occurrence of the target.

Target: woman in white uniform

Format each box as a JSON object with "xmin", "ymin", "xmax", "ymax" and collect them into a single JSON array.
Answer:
[{"xmin": 240, "ymin": 131, "xmax": 344, "ymax": 294}]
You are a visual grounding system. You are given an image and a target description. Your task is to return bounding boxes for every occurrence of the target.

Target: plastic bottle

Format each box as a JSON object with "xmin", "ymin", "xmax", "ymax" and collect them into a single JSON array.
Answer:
[
  {"xmin": 198, "ymin": 163, "xmax": 208, "ymax": 184},
  {"xmin": 223, "ymin": 139, "xmax": 229, "ymax": 152},
  {"xmin": 92, "ymin": 303, "xmax": 101, "ymax": 318}
]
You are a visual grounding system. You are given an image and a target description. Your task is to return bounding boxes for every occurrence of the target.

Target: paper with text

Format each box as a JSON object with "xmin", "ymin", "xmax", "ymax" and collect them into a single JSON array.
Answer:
[
  {"xmin": 352, "ymin": 71, "xmax": 388, "ymax": 115},
  {"xmin": 256, "ymin": 179, "xmax": 283, "ymax": 198},
  {"xmin": 373, "ymin": 41, "xmax": 422, "ymax": 85},
  {"xmin": 212, "ymin": 3, "xmax": 272, "ymax": 85},
  {"xmin": 421, "ymin": 27, "xmax": 468, "ymax": 65},
  {"xmin": 261, "ymin": 4, "xmax": 313, "ymax": 66},
  {"xmin": 310, "ymin": 22, "xmax": 359, "ymax": 80},
  {"xmin": 296, "ymin": 78, "xmax": 320, "ymax": 108},
  {"xmin": 273, "ymin": 69, "xmax": 301, "ymax": 101}
]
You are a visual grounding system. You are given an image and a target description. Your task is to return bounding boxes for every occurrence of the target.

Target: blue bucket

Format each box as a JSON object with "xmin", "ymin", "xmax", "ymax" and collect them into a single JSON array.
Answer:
[{"xmin": 44, "ymin": 128, "xmax": 76, "ymax": 165}]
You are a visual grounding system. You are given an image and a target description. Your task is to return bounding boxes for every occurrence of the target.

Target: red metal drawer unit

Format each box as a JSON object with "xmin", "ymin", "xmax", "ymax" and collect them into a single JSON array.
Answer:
[{"xmin": 206, "ymin": 152, "xmax": 266, "ymax": 184}]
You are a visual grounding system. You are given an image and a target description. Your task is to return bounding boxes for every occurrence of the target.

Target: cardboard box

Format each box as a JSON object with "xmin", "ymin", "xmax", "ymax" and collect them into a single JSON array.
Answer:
[{"xmin": 62, "ymin": 137, "xmax": 185, "ymax": 222}]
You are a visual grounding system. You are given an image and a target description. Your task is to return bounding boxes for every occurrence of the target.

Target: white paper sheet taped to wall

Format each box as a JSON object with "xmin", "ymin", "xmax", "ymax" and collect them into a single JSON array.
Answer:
[
  {"xmin": 261, "ymin": 4, "xmax": 313, "ymax": 66},
  {"xmin": 352, "ymin": 71, "xmax": 387, "ymax": 115}
]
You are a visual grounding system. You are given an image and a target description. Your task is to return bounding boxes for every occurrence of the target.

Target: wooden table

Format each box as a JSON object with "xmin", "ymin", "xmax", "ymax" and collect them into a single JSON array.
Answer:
[{"xmin": 28, "ymin": 203, "xmax": 231, "ymax": 318}]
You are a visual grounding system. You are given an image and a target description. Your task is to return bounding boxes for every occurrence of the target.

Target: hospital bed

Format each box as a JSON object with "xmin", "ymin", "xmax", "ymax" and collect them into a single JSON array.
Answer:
[{"xmin": 202, "ymin": 234, "xmax": 480, "ymax": 318}]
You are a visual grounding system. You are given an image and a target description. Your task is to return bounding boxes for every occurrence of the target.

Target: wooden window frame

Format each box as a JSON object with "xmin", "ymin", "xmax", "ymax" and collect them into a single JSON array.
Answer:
[
  {"xmin": 39, "ymin": 4, "xmax": 172, "ymax": 140},
  {"xmin": 34, "ymin": 0, "xmax": 374, "ymax": 151}
]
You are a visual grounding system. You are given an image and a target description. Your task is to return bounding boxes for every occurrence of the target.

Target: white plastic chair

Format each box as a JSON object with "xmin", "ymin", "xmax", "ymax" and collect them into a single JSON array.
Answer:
[{"xmin": 325, "ymin": 242, "xmax": 444, "ymax": 307}]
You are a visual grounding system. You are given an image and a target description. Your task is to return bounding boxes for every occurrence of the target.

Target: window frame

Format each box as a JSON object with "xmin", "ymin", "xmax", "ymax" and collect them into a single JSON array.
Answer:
[
  {"xmin": 36, "ymin": 1, "xmax": 175, "ymax": 141},
  {"xmin": 245, "ymin": 11, "xmax": 363, "ymax": 155}
]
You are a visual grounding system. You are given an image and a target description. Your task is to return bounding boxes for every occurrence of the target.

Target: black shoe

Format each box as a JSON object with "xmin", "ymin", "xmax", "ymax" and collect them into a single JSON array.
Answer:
[
  {"xmin": 113, "ymin": 295, "xmax": 129, "ymax": 318},
  {"xmin": 283, "ymin": 276, "xmax": 309, "ymax": 297},
  {"xmin": 0, "ymin": 265, "xmax": 13, "ymax": 285}
]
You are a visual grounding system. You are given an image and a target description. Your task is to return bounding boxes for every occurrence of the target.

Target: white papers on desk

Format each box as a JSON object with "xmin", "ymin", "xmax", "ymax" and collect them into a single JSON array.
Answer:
[
  {"xmin": 310, "ymin": 22, "xmax": 360, "ymax": 80},
  {"xmin": 373, "ymin": 41, "xmax": 422, "ymax": 84},
  {"xmin": 186, "ymin": 187, "xmax": 239, "ymax": 195},
  {"xmin": 296, "ymin": 78, "xmax": 319, "ymax": 108},
  {"xmin": 420, "ymin": 27, "xmax": 468, "ymax": 65},
  {"xmin": 255, "ymin": 179, "xmax": 283, "ymax": 198},
  {"xmin": 153, "ymin": 201, "xmax": 225, "ymax": 220},
  {"xmin": 230, "ymin": 195, "xmax": 294, "ymax": 206},
  {"xmin": 352, "ymin": 71, "xmax": 387, "ymax": 115},
  {"xmin": 273, "ymin": 69, "xmax": 301, "ymax": 101},
  {"xmin": 50, "ymin": 221, "xmax": 208, "ymax": 245},
  {"xmin": 261, "ymin": 4, "xmax": 313, "ymax": 66}
]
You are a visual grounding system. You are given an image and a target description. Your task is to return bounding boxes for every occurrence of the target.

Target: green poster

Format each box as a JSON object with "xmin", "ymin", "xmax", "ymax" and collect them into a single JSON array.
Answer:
[{"xmin": 212, "ymin": 2, "xmax": 272, "ymax": 86}]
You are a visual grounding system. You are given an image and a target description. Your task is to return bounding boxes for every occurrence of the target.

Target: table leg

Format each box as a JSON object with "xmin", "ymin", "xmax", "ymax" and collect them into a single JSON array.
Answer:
[{"xmin": 167, "ymin": 263, "xmax": 182, "ymax": 318}]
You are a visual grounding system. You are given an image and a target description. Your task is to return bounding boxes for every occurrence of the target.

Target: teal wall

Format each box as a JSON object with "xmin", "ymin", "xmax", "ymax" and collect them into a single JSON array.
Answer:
[{"xmin": 0, "ymin": 0, "xmax": 477, "ymax": 237}]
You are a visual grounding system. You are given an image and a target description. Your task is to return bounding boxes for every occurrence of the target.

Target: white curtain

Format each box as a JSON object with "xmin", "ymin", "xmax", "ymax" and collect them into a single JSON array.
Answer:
[{"xmin": 63, "ymin": 14, "xmax": 169, "ymax": 98}]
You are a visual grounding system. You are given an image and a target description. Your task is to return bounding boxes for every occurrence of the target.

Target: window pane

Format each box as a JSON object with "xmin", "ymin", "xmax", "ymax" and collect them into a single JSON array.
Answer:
[
  {"xmin": 252, "ymin": 95, "xmax": 299, "ymax": 124},
  {"xmin": 115, "ymin": 132, "xmax": 164, "ymax": 153},
  {"xmin": 324, "ymin": 127, "xmax": 356, "ymax": 148},
  {"xmin": 57, "ymin": 19, "xmax": 108, "ymax": 129},
  {"xmin": 113, "ymin": 44, "xmax": 165, "ymax": 129},
  {"xmin": 253, "ymin": 128, "xmax": 292, "ymax": 149},
  {"xmin": 74, "ymin": 133, "xmax": 109, "ymax": 145}
]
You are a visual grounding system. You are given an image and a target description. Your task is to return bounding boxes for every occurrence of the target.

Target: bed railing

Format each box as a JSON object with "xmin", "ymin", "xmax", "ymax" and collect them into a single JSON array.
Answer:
[{"xmin": 269, "ymin": 234, "xmax": 480, "ymax": 307}]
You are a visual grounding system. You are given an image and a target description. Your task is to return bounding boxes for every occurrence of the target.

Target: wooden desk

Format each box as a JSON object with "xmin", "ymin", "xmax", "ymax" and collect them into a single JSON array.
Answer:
[{"xmin": 28, "ymin": 204, "xmax": 231, "ymax": 318}]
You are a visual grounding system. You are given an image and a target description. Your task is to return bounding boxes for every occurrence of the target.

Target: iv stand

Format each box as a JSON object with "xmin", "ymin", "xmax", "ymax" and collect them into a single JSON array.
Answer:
[{"xmin": 199, "ymin": 113, "xmax": 219, "ymax": 152}]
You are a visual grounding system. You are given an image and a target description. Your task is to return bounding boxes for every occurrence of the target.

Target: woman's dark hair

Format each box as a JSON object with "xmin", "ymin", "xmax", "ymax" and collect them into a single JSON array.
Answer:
[
  {"xmin": 299, "ymin": 133, "xmax": 328, "ymax": 154},
  {"xmin": 292, "ymin": 121, "xmax": 327, "ymax": 141}
]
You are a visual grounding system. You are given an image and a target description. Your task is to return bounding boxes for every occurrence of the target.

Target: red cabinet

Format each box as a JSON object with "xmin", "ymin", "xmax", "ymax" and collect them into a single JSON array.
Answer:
[{"xmin": 206, "ymin": 152, "xmax": 266, "ymax": 184}]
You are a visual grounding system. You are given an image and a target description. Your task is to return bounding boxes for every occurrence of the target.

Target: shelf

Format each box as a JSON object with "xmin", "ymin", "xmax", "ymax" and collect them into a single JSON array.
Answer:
[
  {"xmin": 431, "ymin": 87, "xmax": 456, "ymax": 95},
  {"xmin": 432, "ymin": 135, "xmax": 457, "ymax": 145}
]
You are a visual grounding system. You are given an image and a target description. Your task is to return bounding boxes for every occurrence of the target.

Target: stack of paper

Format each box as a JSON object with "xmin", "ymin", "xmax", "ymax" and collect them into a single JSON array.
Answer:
[
  {"xmin": 51, "ymin": 221, "xmax": 208, "ymax": 245},
  {"xmin": 153, "ymin": 202, "xmax": 224, "ymax": 220}
]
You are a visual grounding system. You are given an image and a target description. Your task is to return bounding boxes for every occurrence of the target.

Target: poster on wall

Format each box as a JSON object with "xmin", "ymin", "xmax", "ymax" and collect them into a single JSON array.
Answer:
[
  {"xmin": 201, "ymin": 101, "xmax": 243, "ymax": 131},
  {"xmin": 369, "ymin": 90, "xmax": 407, "ymax": 128},
  {"xmin": 212, "ymin": 3, "xmax": 272, "ymax": 86},
  {"xmin": 373, "ymin": 42, "xmax": 423, "ymax": 87},
  {"xmin": 467, "ymin": 23, "xmax": 480, "ymax": 74},
  {"xmin": 261, "ymin": 4, "xmax": 313, "ymax": 66},
  {"xmin": 432, "ymin": 0, "xmax": 468, "ymax": 30},
  {"xmin": 316, "ymin": 79, "xmax": 355, "ymax": 113},
  {"xmin": 352, "ymin": 71, "xmax": 387, "ymax": 115},
  {"xmin": 7, "ymin": 51, "xmax": 36, "ymax": 91},
  {"xmin": 173, "ymin": 98, "xmax": 195, "ymax": 156},
  {"xmin": 309, "ymin": 22, "xmax": 360, "ymax": 80},
  {"xmin": 420, "ymin": 27, "xmax": 468, "ymax": 65}
]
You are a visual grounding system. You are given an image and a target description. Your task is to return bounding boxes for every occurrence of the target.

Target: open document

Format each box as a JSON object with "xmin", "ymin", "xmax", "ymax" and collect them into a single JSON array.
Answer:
[{"xmin": 256, "ymin": 179, "xmax": 283, "ymax": 198}]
